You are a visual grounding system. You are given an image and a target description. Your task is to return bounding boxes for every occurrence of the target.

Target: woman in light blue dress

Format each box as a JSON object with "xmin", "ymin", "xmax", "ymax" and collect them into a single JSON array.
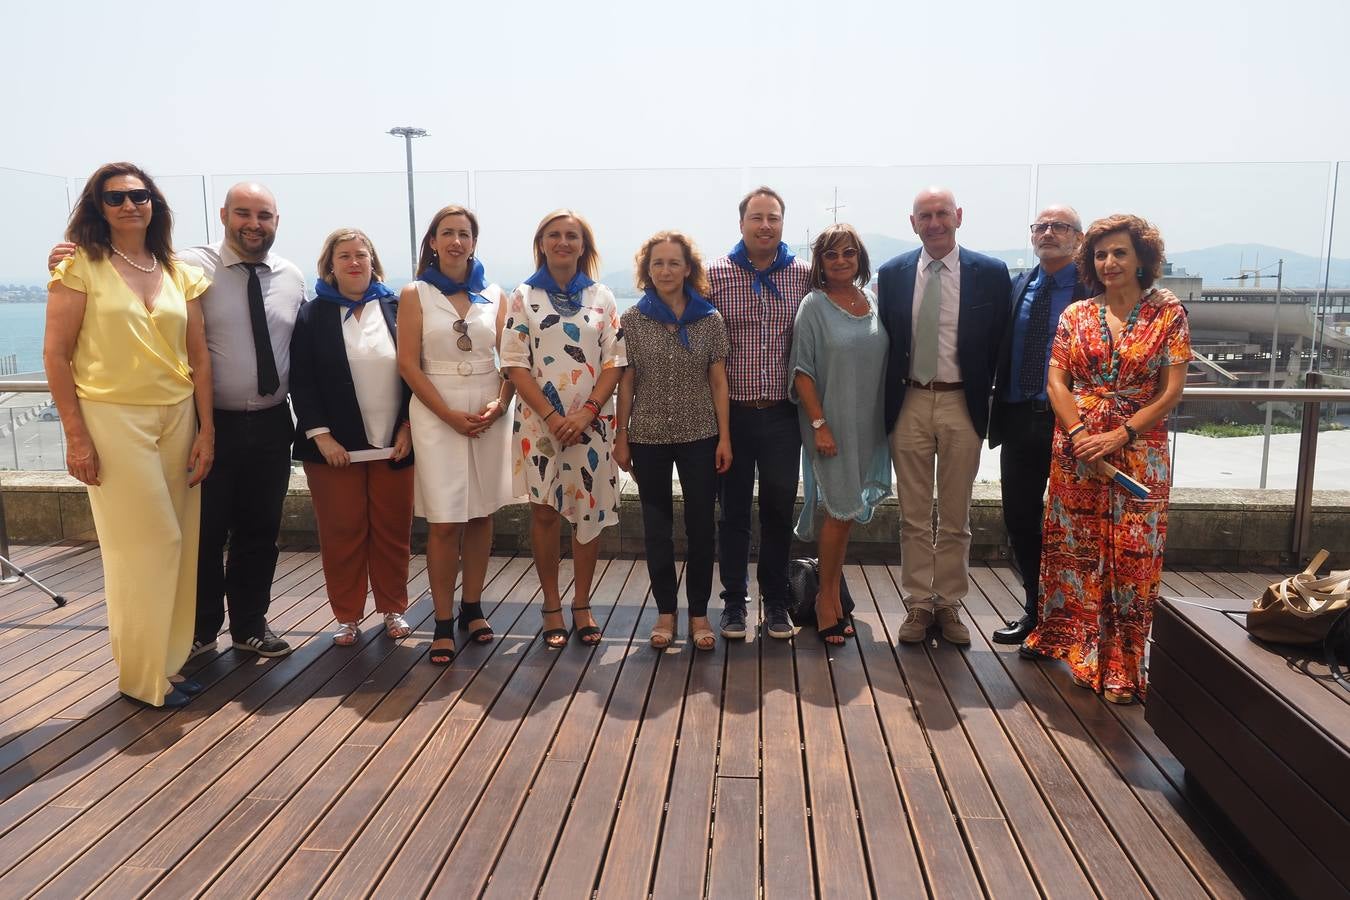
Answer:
[{"xmin": 789, "ymin": 224, "xmax": 892, "ymax": 643}]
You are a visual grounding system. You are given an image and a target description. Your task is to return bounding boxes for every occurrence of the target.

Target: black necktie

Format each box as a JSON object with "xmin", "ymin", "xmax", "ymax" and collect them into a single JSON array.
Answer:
[
  {"xmin": 244, "ymin": 263, "xmax": 280, "ymax": 397},
  {"xmin": 1018, "ymin": 274, "xmax": 1054, "ymax": 396}
]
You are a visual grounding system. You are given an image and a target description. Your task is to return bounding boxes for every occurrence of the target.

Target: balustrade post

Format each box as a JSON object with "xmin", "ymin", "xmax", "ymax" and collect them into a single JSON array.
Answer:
[{"xmin": 1291, "ymin": 371, "xmax": 1322, "ymax": 562}]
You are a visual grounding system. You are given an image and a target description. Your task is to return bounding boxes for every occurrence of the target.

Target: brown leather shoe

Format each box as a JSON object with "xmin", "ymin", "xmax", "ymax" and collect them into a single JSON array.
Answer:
[
  {"xmin": 897, "ymin": 607, "xmax": 934, "ymax": 643},
  {"xmin": 934, "ymin": 607, "xmax": 971, "ymax": 645}
]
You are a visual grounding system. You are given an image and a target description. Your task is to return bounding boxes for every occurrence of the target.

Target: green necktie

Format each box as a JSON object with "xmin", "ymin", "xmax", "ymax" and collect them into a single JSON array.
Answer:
[{"xmin": 911, "ymin": 258, "xmax": 945, "ymax": 385}]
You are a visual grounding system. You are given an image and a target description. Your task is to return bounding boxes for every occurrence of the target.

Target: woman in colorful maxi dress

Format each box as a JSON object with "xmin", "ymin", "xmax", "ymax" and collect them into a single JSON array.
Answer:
[
  {"xmin": 502, "ymin": 210, "xmax": 626, "ymax": 648},
  {"xmin": 1022, "ymin": 214, "xmax": 1190, "ymax": 704}
]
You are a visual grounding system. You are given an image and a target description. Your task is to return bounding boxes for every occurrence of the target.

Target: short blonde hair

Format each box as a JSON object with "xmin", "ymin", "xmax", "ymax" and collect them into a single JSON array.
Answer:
[
  {"xmin": 532, "ymin": 209, "xmax": 600, "ymax": 279},
  {"xmin": 632, "ymin": 230, "xmax": 711, "ymax": 296},
  {"xmin": 317, "ymin": 227, "xmax": 384, "ymax": 287}
]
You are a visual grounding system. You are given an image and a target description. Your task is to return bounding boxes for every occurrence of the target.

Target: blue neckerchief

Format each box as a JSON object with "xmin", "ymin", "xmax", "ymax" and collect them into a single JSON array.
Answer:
[
  {"xmin": 418, "ymin": 257, "xmax": 490, "ymax": 304},
  {"xmin": 525, "ymin": 266, "xmax": 594, "ymax": 316},
  {"xmin": 727, "ymin": 240, "xmax": 795, "ymax": 300},
  {"xmin": 313, "ymin": 278, "xmax": 396, "ymax": 320},
  {"xmin": 636, "ymin": 286, "xmax": 716, "ymax": 349}
]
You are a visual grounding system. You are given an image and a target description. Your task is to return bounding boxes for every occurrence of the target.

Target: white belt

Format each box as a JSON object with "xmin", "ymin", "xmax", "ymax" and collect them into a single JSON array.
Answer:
[{"xmin": 424, "ymin": 359, "xmax": 499, "ymax": 376}]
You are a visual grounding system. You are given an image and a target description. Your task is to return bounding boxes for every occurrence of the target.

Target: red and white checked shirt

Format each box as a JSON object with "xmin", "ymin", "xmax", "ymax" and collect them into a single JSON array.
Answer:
[{"xmin": 706, "ymin": 256, "xmax": 811, "ymax": 402}]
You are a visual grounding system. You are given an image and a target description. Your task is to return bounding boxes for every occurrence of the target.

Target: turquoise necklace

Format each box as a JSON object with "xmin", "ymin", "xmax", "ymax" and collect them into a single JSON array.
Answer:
[{"xmin": 1098, "ymin": 298, "xmax": 1142, "ymax": 383}]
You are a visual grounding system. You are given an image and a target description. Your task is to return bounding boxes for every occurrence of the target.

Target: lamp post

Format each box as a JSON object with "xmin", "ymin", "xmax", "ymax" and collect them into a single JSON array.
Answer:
[
  {"xmin": 387, "ymin": 126, "xmax": 428, "ymax": 276},
  {"xmin": 1225, "ymin": 259, "xmax": 1284, "ymax": 487}
]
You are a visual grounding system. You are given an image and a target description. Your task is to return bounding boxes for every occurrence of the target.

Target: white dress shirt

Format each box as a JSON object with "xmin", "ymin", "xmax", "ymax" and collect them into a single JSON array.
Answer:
[
  {"xmin": 911, "ymin": 244, "xmax": 963, "ymax": 383},
  {"xmin": 304, "ymin": 306, "xmax": 401, "ymax": 449}
]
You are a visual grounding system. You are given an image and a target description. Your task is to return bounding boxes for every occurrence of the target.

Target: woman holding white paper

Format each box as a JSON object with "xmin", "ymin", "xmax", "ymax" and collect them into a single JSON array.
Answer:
[
  {"xmin": 1022, "ymin": 214, "xmax": 1190, "ymax": 705},
  {"xmin": 290, "ymin": 227, "xmax": 415, "ymax": 646}
]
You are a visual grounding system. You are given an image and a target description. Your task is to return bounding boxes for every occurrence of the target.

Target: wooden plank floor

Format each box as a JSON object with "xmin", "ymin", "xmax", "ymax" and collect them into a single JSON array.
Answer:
[{"xmin": 0, "ymin": 542, "xmax": 1276, "ymax": 898}]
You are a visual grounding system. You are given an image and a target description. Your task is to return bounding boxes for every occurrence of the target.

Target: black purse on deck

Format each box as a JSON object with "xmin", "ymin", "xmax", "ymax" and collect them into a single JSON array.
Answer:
[{"xmin": 787, "ymin": 558, "xmax": 855, "ymax": 626}]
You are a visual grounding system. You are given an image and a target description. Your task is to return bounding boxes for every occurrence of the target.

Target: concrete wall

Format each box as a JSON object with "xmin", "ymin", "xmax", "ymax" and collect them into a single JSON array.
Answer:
[{"xmin": 5, "ymin": 470, "xmax": 1348, "ymax": 568}]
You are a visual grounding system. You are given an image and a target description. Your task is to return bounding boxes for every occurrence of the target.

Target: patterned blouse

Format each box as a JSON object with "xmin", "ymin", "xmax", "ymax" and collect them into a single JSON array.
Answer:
[{"xmin": 620, "ymin": 307, "xmax": 729, "ymax": 445}]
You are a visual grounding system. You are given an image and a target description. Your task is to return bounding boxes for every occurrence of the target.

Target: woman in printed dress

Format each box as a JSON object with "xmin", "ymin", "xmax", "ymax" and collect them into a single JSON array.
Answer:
[
  {"xmin": 1022, "ymin": 214, "xmax": 1191, "ymax": 704},
  {"xmin": 501, "ymin": 210, "xmax": 626, "ymax": 648}
]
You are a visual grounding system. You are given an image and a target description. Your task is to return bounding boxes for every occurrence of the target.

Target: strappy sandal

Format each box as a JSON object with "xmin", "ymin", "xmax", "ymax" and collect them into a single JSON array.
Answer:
[
  {"xmin": 332, "ymin": 622, "xmax": 360, "ymax": 646},
  {"xmin": 1104, "ymin": 689, "xmax": 1136, "ymax": 705},
  {"xmin": 384, "ymin": 613, "xmax": 412, "ymax": 639},
  {"xmin": 458, "ymin": 601, "xmax": 495, "ymax": 644},
  {"xmin": 650, "ymin": 613, "xmax": 676, "ymax": 650},
  {"xmin": 541, "ymin": 604, "xmax": 569, "ymax": 649},
  {"xmin": 689, "ymin": 616, "xmax": 716, "ymax": 652},
  {"xmin": 815, "ymin": 595, "xmax": 855, "ymax": 641},
  {"xmin": 572, "ymin": 604, "xmax": 602, "ymax": 646},
  {"xmin": 429, "ymin": 617, "xmax": 457, "ymax": 665},
  {"xmin": 818, "ymin": 621, "xmax": 849, "ymax": 645},
  {"xmin": 1071, "ymin": 674, "xmax": 1094, "ymax": 690}
]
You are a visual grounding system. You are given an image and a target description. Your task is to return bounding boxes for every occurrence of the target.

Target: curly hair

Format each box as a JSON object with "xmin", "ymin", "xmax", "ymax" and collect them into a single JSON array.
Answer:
[
  {"xmin": 808, "ymin": 224, "xmax": 871, "ymax": 290},
  {"xmin": 532, "ymin": 209, "xmax": 600, "ymax": 279},
  {"xmin": 1076, "ymin": 214, "xmax": 1166, "ymax": 293},
  {"xmin": 632, "ymin": 230, "xmax": 711, "ymax": 296},
  {"xmin": 65, "ymin": 162, "xmax": 176, "ymax": 271},
  {"xmin": 316, "ymin": 227, "xmax": 385, "ymax": 288}
]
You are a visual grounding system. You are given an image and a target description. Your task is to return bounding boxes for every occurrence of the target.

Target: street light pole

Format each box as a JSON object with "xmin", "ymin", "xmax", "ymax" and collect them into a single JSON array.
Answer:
[
  {"xmin": 1259, "ymin": 258, "xmax": 1283, "ymax": 488},
  {"xmin": 388, "ymin": 126, "xmax": 428, "ymax": 277}
]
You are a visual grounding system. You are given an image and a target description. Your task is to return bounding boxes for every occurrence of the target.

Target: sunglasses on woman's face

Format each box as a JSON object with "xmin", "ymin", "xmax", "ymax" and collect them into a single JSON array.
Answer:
[
  {"xmin": 454, "ymin": 318, "xmax": 472, "ymax": 352},
  {"xmin": 822, "ymin": 247, "xmax": 859, "ymax": 261},
  {"xmin": 101, "ymin": 189, "xmax": 152, "ymax": 207}
]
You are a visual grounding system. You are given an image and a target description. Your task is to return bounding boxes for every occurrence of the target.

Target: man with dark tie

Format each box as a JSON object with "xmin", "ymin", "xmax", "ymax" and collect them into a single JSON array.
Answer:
[
  {"xmin": 988, "ymin": 205, "xmax": 1086, "ymax": 645},
  {"xmin": 178, "ymin": 183, "xmax": 305, "ymax": 658},
  {"xmin": 877, "ymin": 187, "xmax": 1012, "ymax": 645}
]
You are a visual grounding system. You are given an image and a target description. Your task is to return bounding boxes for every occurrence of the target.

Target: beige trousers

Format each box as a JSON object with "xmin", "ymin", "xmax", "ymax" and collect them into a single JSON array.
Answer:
[
  {"xmin": 81, "ymin": 397, "xmax": 200, "ymax": 705},
  {"xmin": 889, "ymin": 389, "xmax": 983, "ymax": 610}
]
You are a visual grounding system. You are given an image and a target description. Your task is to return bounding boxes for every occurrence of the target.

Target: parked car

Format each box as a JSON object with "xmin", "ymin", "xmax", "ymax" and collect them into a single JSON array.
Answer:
[{"xmin": 38, "ymin": 404, "xmax": 59, "ymax": 421}]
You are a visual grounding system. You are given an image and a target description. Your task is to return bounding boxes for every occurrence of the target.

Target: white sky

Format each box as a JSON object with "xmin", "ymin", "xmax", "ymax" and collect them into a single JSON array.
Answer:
[{"xmin": 4, "ymin": 0, "xmax": 1349, "ymax": 281}]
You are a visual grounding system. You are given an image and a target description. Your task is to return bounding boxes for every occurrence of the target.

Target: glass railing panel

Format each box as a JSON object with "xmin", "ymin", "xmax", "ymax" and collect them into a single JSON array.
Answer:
[
  {"xmin": 208, "ymin": 171, "xmax": 469, "ymax": 286},
  {"xmin": 471, "ymin": 167, "xmax": 745, "ymax": 304},
  {"xmin": 1, "ymin": 168, "xmax": 70, "ymax": 377},
  {"xmin": 748, "ymin": 164, "xmax": 1036, "ymax": 270}
]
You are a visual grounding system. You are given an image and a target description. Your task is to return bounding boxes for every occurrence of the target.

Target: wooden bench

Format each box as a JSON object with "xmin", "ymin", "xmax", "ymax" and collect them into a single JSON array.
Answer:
[{"xmin": 1148, "ymin": 595, "xmax": 1350, "ymax": 897}]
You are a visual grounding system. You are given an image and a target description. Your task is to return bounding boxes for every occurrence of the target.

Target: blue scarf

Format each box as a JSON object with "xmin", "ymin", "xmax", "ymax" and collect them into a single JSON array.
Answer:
[
  {"xmin": 637, "ymin": 286, "xmax": 716, "ymax": 349},
  {"xmin": 313, "ymin": 278, "xmax": 396, "ymax": 320},
  {"xmin": 525, "ymin": 266, "xmax": 594, "ymax": 316},
  {"xmin": 418, "ymin": 257, "xmax": 490, "ymax": 304},
  {"xmin": 727, "ymin": 240, "xmax": 795, "ymax": 301}
]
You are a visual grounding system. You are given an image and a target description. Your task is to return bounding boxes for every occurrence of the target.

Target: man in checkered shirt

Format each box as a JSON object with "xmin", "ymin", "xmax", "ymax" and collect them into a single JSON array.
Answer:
[{"xmin": 706, "ymin": 187, "xmax": 812, "ymax": 640}]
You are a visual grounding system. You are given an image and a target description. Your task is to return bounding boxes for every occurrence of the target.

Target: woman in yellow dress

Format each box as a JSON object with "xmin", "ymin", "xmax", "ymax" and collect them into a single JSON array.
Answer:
[{"xmin": 44, "ymin": 162, "xmax": 214, "ymax": 708}]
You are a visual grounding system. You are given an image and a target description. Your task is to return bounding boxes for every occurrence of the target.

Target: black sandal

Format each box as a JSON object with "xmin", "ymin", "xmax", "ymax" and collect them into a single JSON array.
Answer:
[
  {"xmin": 572, "ymin": 604, "xmax": 602, "ymax": 646},
  {"xmin": 429, "ymin": 617, "xmax": 457, "ymax": 666},
  {"xmin": 458, "ymin": 601, "xmax": 495, "ymax": 644},
  {"xmin": 818, "ymin": 621, "xmax": 852, "ymax": 645},
  {"xmin": 541, "ymin": 604, "xmax": 569, "ymax": 649}
]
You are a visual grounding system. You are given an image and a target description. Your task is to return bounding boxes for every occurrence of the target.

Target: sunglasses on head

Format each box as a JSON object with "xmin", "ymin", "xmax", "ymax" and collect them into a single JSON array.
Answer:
[{"xmin": 101, "ymin": 189, "xmax": 152, "ymax": 207}]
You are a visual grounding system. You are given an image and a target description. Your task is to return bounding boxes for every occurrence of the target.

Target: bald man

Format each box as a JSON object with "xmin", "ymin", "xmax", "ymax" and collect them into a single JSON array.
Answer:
[
  {"xmin": 180, "ymin": 183, "xmax": 304, "ymax": 658},
  {"xmin": 877, "ymin": 188, "xmax": 1012, "ymax": 645},
  {"xmin": 988, "ymin": 205, "xmax": 1087, "ymax": 645}
]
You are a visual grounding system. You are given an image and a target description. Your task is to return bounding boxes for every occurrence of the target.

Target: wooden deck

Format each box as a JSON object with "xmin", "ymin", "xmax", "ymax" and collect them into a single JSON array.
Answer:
[{"xmin": 0, "ymin": 542, "xmax": 1278, "ymax": 898}]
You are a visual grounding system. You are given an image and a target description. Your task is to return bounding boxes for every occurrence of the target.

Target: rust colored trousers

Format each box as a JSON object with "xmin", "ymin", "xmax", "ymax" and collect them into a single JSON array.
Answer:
[{"xmin": 304, "ymin": 460, "xmax": 414, "ymax": 623}]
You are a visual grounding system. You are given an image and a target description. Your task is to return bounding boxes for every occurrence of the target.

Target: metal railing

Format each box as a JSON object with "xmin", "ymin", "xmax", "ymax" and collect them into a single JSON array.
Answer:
[{"xmin": 4, "ymin": 382, "xmax": 1350, "ymax": 579}]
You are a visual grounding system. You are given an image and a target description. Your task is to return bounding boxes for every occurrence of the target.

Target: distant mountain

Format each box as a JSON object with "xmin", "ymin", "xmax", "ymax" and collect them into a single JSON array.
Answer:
[{"xmin": 1165, "ymin": 244, "xmax": 1350, "ymax": 288}]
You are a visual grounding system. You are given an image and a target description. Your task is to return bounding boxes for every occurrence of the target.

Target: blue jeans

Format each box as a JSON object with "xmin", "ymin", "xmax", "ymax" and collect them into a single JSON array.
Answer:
[
  {"xmin": 718, "ymin": 402, "xmax": 801, "ymax": 610},
  {"xmin": 630, "ymin": 436, "xmax": 718, "ymax": 617}
]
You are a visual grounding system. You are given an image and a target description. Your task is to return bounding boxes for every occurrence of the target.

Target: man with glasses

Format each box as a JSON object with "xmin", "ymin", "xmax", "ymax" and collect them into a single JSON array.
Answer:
[
  {"xmin": 878, "ymin": 187, "xmax": 1012, "ymax": 645},
  {"xmin": 707, "ymin": 186, "xmax": 811, "ymax": 640},
  {"xmin": 50, "ymin": 182, "xmax": 304, "ymax": 658},
  {"xmin": 988, "ymin": 205, "xmax": 1086, "ymax": 645}
]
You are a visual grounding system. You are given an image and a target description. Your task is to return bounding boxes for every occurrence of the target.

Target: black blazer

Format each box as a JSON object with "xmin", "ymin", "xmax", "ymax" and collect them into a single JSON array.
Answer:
[
  {"xmin": 876, "ymin": 246, "xmax": 1012, "ymax": 440},
  {"xmin": 987, "ymin": 265, "xmax": 1091, "ymax": 448},
  {"xmin": 289, "ymin": 295, "xmax": 413, "ymax": 468}
]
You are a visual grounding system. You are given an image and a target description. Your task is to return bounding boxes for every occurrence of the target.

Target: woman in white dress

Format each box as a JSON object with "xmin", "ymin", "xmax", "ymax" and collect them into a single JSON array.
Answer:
[
  {"xmin": 502, "ymin": 209, "xmax": 626, "ymax": 649},
  {"xmin": 397, "ymin": 205, "xmax": 517, "ymax": 665}
]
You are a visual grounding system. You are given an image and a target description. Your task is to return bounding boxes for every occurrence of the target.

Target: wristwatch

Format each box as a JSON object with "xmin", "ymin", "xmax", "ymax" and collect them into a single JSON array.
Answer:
[
  {"xmin": 811, "ymin": 417, "xmax": 827, "ymax": 430},
  {"xmin": 1122, "ymin": 422, "xmax": 1138, "ymax": 444}
]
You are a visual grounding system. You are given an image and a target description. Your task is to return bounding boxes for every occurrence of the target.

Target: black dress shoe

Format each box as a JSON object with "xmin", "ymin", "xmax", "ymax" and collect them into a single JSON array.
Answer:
[
  {"xmin": 992, "ymin": 615, "xmax": 1037, "ymax": 645},
  {"xmin": 121, "ymin": 688, "xmax": 192, "ymax": 709},
  {"xmin": 1017, "ymin": 643, "xmax": 1049, "ymax": 660}
]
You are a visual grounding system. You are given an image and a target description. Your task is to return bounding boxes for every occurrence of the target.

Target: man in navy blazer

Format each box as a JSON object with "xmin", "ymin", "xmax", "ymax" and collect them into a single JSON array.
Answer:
[
  {"xmin": 877, "ymin": 187, "xmax": 1011, "ymax": 645},
  {"xmin": 988, "ymin": 205, "xmax": 1087, "ymax": 645}
]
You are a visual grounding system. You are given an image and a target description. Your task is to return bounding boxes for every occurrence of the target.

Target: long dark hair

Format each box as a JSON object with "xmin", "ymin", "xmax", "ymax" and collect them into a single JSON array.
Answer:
[
  {"xmin": 65, "ymin": 162, "xmax": 175, "ymax": 271},
  {"xmin": 416, "ymin": 205, "xmax": 480, "ymax": 275}
]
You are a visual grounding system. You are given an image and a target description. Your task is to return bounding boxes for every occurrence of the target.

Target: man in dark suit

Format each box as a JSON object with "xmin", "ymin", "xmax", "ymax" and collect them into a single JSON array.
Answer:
[
  {"xmin": 988, "ymin": 205, "xmax": 1086, "ymax": 644},
  {"xmin": 878, "ymin": 187, "xmax": 1012, "ymax": 645}
]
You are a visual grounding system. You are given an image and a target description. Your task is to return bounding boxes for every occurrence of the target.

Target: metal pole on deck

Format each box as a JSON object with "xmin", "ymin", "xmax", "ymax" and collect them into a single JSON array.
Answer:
[{"xmin": 1259, "ymin": 259, "xmax": 1283, "ymax": 489}]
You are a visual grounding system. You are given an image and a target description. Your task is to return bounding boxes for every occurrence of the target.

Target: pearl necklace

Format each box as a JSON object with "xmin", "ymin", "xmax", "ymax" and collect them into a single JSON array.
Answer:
[{"xmin": 111, "ymin": 246, "xmax": 159, "ymax": 274}]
